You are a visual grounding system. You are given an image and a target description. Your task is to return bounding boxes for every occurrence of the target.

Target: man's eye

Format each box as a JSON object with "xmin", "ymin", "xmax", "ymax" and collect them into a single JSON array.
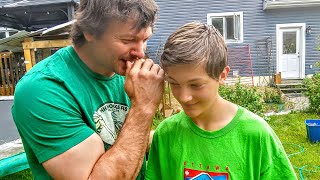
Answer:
[{"xmin": 122, "ymin": 39, "xmax": 133, "ymax": 44}]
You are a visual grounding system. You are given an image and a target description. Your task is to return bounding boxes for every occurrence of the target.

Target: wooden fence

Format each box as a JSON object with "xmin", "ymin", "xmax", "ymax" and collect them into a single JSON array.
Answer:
[{"xmin": 0, "ymin": 52, "xmax": 25, "ymax": 96}]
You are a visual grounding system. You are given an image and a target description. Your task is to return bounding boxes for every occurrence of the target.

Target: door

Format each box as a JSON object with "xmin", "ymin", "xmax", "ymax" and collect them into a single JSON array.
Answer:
[
  {"xmin": 278, "ymin": 28, "xmax": 301, "ymax": 79},
  {"xmin": 276, "ymin": 23, "xmax": 305, "ymax": 79}
]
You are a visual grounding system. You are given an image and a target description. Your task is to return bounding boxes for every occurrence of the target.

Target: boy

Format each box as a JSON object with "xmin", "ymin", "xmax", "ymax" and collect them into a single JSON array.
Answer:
[{"xmin": 146, "ymin": 22, "xmax": 297, "ymax": 179}]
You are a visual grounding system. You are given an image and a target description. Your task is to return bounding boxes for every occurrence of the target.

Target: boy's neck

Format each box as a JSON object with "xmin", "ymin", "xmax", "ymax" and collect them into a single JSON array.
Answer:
[{"xmin": 192, "ymin": 97, "xmax": 238, "ymax": 131}]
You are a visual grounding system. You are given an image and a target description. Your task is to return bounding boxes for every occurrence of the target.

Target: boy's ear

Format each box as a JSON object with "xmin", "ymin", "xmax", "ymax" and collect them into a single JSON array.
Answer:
[{"xmin": 219, "ymin": 66, "xmax": 230, "ymax": 84}]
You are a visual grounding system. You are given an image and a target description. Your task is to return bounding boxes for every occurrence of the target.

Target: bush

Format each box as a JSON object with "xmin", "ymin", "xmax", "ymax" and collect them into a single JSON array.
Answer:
[
  {"xmin": 263, "ymin": 87, "xmax": 284, "ymax": 104},
  {"xmin": 304, "ymin": 73, "xmax": 320, "ymax": 115},
  {"xmin": 219, "ymin": 82, "xmax": 265, "ymax": 116}
]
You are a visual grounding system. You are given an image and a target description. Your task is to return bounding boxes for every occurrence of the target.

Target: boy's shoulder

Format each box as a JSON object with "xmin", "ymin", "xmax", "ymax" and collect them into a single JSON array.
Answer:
[
  {"xmin": 237, "ymin": 107, "xmax": 275, "ymax": 136},
  {"xmin": 155, "ymin": 111, "xmax": 188, "ymax": 134}
]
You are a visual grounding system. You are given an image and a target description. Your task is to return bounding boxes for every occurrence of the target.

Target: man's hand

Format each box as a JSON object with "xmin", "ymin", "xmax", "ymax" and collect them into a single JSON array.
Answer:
[{"xmin": 124, "ymin": 59, "xmax": 165, "ymax": 113}]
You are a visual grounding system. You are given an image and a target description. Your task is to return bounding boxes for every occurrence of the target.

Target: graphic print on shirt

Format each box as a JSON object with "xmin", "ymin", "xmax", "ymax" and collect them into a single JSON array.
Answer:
[
  {"xmin": 93, "ymin": 102, "xmax": 129, "ymax": 145},
  {"xmin": 184, "ymin": 168, "xmax": 229, "ymax": 180}
]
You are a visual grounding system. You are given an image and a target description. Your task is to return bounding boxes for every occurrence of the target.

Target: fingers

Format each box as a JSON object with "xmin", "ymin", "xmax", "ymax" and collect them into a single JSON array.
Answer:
[{"xmin": 129, "ymin": 59, "xmax": 163, "ymax": 76}]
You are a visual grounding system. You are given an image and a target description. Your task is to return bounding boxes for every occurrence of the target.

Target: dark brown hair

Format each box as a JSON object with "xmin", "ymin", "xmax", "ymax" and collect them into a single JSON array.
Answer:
[
  {"xmin": 71, "ymin": 0, "xmax": 158, "ymax": 47},
  {"xmin": 161, "ymin": 22, "xmax": 228, "ymax": 80}
]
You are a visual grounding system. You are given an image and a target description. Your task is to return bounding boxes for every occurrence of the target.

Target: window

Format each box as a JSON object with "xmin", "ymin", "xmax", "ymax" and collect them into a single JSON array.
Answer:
[
  {"xmin": 0, "ymin": 32, "xmax": 6, "ymax": 39},
  {"xmin": 0, "ymin": 27, "xmax": 19, "ymax": 39},
  {"xmin": 9, "ymin": 31, "xmax": 18, "ymax": 36},
  {"xmin": 207, "ymin": 12, "xmax": 243, "ymax": 43}
]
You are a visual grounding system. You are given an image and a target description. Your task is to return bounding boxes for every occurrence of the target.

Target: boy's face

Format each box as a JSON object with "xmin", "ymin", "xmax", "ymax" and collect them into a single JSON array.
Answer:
[{"xmin": 166, "ymin": 64, "xmax": 229, "ymax": 119}]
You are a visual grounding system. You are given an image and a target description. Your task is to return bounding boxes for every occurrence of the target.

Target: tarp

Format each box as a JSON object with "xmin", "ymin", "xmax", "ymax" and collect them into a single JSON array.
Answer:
[{"xmin": 0, "ymin": 152, "xmax": 29, "ymax": 177}]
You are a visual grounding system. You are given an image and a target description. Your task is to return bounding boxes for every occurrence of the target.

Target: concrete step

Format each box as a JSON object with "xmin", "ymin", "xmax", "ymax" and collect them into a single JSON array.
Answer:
[{"xmin": 276, "ymin": 83, "xmax": 304, "ymax": 88}]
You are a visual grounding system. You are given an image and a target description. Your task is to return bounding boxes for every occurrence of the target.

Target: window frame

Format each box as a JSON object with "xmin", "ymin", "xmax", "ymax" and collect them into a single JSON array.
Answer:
[
  {"xmin": 207, "ymin": 11, "xmax": 244, "ymax": 43},
  {"xmin": 0, "ymin": 27, "xmax": 19, "ymax": 39}
]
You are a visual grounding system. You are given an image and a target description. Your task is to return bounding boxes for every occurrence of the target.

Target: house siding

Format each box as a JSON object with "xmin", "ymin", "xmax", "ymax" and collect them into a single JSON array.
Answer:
[{"xmin": 148, "ymin": 0, "xmax": 320, "ymax": 77}]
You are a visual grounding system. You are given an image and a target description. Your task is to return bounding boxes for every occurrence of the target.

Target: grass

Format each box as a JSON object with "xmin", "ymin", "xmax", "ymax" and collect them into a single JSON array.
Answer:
[
  {"xmin": 0, "ymin": 169, "xmax": 32, "ymax": 180},
  {"xmin": 2, "ymin": 112, "xmax": 319, "ymax": 180},
  {"xmin": 268, "ymin": 112, "xmax": 320, "ymax": 180}
]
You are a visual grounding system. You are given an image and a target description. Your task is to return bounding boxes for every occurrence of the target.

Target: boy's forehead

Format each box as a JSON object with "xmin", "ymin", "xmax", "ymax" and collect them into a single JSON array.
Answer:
[{"xmin": 165, "ymin": 64, "xmax": 209, "ymax": 81}]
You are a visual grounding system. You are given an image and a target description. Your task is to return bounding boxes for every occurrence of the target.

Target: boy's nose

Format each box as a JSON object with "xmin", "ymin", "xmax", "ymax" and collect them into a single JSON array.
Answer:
[{"xmin": 177, "ymin": 89, "xmax": 193, "ymax": 104}]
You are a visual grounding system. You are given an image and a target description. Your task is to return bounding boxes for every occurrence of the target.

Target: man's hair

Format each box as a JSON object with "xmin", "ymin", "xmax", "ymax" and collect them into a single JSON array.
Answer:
[
  {"xmin": 161, "ymin": 22, "xmax": 228, "ymax": 80},
  {"xmin": 71, "ymin": 0, "xmax": 158, "ymax": 47}
]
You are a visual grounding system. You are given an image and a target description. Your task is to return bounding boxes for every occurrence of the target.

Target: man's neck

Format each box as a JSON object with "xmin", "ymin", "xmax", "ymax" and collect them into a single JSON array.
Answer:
[{"xmin": 73, "ymin": 45, "xmax": 115, "ymax": 77}]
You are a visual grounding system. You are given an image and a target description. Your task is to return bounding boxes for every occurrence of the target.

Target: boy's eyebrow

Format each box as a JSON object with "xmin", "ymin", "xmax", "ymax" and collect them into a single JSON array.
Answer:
[{"xmin": 167, "ymin": 76, "xmax": 204, "ymax": 83}]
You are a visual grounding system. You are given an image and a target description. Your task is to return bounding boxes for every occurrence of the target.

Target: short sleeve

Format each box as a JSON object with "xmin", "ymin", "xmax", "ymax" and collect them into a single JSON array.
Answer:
[
  {"xmin": 12, "ymin": 73, "xmax": 94, "ymax": 163},
  {"xmin": 260, "ymin": 149, "xmax": 297, "ymax": 179},
  {"xmin": 146, "ymin": 129, "xmax": 161, "ymax": 180}
]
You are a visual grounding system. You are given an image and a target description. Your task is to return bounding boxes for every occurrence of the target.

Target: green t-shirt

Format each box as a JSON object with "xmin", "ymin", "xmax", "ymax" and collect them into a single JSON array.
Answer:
[
  {"xmin": 146, "ymin": 106, "xmax": 297, "ymax": 180},
  {"xmin": 12, "ymin": 46, "xmax": 145, "ymax": 179}
]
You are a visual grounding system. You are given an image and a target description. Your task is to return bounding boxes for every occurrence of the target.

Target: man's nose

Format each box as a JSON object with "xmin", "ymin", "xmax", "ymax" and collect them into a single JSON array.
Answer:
[{"xmin": 130, "ymin": 41, "xmax": 145, "ymax": 59}]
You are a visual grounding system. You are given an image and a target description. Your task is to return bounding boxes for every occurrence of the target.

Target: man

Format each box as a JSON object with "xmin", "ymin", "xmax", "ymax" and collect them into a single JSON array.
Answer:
[{"xmin": 12, "ymin": 0, "xmax": 164, "ymax": 179}]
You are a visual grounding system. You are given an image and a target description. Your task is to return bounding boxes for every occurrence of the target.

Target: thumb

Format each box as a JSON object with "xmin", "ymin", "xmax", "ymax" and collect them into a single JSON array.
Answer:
[{"xmin": 125, "ymin": 61, "xmax": 133, "ymax": 76}]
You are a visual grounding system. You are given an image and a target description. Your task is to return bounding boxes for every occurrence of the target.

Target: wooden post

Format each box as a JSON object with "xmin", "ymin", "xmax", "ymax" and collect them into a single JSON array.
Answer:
[
  {"xmin": 23, "ymin": 38, "xmax": 34, "ymax": 72},
  {"xmin": 30, "ymin": 49, "xmax": 36, "ymax": 66},
  {"xmin": 24, "ymin": 49, "xmax": 33, "ymax": 72},
  {"xmin": 0, "ymin": 54, "xmax": 5, "ymax": 89}
]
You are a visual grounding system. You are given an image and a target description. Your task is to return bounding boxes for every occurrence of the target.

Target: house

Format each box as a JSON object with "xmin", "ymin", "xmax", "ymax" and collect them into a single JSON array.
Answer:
[{"xmin": 148, "ymin": 0, "xmax": 320, "ymax": 85}]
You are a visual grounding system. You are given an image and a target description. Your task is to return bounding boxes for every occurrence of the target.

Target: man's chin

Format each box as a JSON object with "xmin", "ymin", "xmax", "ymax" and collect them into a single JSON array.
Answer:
[{"xmin": 115, "ymin": 68, "xmax": 127, "ymax": 76}]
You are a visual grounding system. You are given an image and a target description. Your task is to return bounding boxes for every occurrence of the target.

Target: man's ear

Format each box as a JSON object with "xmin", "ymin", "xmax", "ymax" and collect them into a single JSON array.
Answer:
[
  {"xmin": 83, "ymin": 32, "xmax": 95, "ymax": 42},
  {"xmin": 219, "ymin": 66, "xmax": 230, "ymax": 84}
]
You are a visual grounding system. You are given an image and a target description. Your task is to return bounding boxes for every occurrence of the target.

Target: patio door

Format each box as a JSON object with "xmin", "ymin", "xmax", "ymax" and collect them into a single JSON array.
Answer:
[{"xmin": 276, "ymin": 24, "xmax": 305, "ymax": 79}]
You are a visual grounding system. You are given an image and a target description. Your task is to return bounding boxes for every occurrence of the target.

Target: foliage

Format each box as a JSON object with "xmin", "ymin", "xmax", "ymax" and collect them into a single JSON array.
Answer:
[
  {"xmin": 219, "ymin": 81, "xmax": 265, "ymax": 116},
  {"xmin": 304, "ymin": 73, "xmax": 320, "ymax": 115},
  {"xmin": 263, "ymin": 87, "xmax": 284, "ymax": 104}
]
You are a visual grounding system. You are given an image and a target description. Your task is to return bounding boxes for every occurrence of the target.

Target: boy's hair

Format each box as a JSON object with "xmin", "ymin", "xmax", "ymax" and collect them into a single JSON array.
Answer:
[
  {"xmin": 161, "ymin": 22, "xmax": 228, "ymax": 80},
  {"xmin": 71, "ymin": 0, "xmax": 158, "ymax": 48}
]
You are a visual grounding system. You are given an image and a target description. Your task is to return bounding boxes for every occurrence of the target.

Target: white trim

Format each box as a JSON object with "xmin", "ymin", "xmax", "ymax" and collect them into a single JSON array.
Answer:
[
  {"xmin": 276, "ymin": 23, "xmax": 306, "ymax": 79},
  {"xmin": 264, "ymin": 0, "xmax": 320, "ymax": 10},
  {"xmin": 0, "ymin": 96, "xmax": 14, "ymax": 101},
  {"xmin": 207, "ymin": 11, "xmax": 243, "ymax": 44}
]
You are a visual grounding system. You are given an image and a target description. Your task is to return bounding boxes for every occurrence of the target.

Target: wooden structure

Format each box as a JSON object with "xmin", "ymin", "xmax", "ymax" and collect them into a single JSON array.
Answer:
[
  {"xmin": 22, "ymin": 38, "xmax": 71, "ymax": 72},
  {"xmin": 0, "ymin": 52, "xmax": 24, "ymax": 96},
  {"xmin": 0, "ymin": 21, "xmax": 73, "ymax": 96}
]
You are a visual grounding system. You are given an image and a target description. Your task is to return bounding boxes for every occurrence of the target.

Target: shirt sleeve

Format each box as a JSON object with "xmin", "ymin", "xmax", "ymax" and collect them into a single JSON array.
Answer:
[
  {"xmin": 260, "ymin": 150, "xmax": 297, "ymax": 180},
  {"xmin": 12, "ymin": 73, "xmax": 94, "ymax": 163},
  {"xmin": 145, "ymin": 129, "xmax": 162, "ymax": 180}
]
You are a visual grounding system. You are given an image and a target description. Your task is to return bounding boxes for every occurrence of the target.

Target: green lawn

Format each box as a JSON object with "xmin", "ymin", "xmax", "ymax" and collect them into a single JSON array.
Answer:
[
  {"xmin": 268, "ymin": 112, "xmax": 320, "ymax": 180},
  {"xmin": 2, "ymin": 112, "xmax": 319, "ymax": 180}
]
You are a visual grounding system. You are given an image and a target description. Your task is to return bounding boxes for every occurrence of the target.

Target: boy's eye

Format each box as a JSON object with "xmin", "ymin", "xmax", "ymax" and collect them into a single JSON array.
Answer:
[{"xmin": 191, "ymin": 84, "xmax": 203, "ymax": 88}]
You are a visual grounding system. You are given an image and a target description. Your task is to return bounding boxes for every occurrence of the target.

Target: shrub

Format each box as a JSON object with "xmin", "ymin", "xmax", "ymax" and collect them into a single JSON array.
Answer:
[
  {"xmin": 304, "ymin": 73, "xmax": 320, "ymax": 115},
  {"xmin": 263, "ymin": 87, "xmax": 284, "ymax": 104},
  {"xmin": 219, "ymin": 82, "xmax": 265, "ymax": 116}
]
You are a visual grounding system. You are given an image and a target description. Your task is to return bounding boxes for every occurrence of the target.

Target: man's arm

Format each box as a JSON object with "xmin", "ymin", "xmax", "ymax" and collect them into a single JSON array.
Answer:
[{"xmin": 42, "ymin": 59, "xmax": 164, "ymax": 179}]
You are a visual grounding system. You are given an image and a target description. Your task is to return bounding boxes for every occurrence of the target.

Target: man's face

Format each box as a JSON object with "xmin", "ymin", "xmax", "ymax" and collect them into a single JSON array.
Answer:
[
  {"xmin": 166, "ymin": 64, "xmax": 226, "ymax": 120},
  {"xmin": 85, "ymin": 19, "xmax": 153, "ymax": 76}
]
